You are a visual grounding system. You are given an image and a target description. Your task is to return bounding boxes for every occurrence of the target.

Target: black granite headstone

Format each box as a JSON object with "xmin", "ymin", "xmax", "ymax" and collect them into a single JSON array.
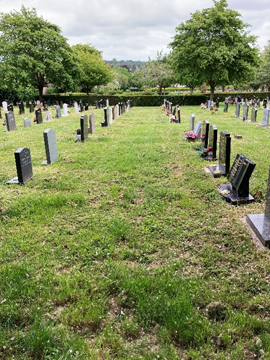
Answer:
[
  {"xmin": 208, "ymin": 131, "xmax": 231, "ymax": 177},
  {"xmin": 7, "ymin": 148, "xmax": 33, "ymax": 185},
  {"xmin": 101, "ymin": 107, "xmax": 108, "ymax": 127},
  {"xmin": 80, "ymin": 114, "xmax": 88, "ymax": 141},
  {"xmin": 201, "ymin": 120, "xmax": 209, "ymax": 149},
  {"xmin": 5, "ymin": 111, "xmax": 16, "ymax": 131},
  {"xmin": 247, "ymin": 165, "xmax": 270, "ymax": 247},
  {"xmin": 35, "ymin": 108, "xmax": 43, "ymax": 124},
  {"xmin": 42, "ymin": 129, "xmax": 58, "ymax": 165},
  {"xmin": 219, "ymin": 153, "xmax": 256, "ymax": 204},
  {"xmin": 207, "ymin": 125, "xmax": 218, "ymax": 160}
]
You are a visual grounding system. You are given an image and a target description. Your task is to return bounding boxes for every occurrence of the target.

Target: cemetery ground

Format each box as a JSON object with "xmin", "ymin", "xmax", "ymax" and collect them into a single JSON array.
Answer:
[{"xmin": 1, "ymin": 104, "xmax": 270, "ymax": 360}]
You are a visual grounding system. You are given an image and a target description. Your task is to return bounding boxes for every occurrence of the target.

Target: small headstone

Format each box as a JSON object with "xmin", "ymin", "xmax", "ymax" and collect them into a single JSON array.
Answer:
[
  {"xmin": 56, "ymin": 105, "xmax": 61, "ymax": 118},
  {"xmin": 190, "ymin": 114, "xmax": 195, "ymax": 130},
  {"xmin": 208, "ymin": 131, "xmax": 231, "ymax": 177},
  {"xmin": 251, "ymin": 107, "xmax": 257, "ymax": 123},
  {"xmin": 63, "ymin": 103, "xmax": 68, "ymax": 116},
  {"xmin": 74, "ymin": 102, "xmax": 79, "ymax": 113},
  {"xmin": 2, "ymin": 101, "xmax": 8, "ymax": 112},
  {"xmin": 5, "ymin": 111, "xmax": 16, "ymax": 131},
  {"xmin": 201, "ymin": 120, "xmax": 209, "ymax": 149},
  {"xmin": 44, "ymin": 111, "xmax": 52, "ymax": 122},
  {"xmin": 35, "ymin": 108, "xmax": 43, "ymax": 124},
  {"xmin": 24, "ymin": 117, "xmax": 31, "ymax": 127},
  {"xmin": 6, "ymin": 148, "xmax": 33, "ymax": 185},
  {"xmin": 193, "ymin": 121, "xmax": 202, "ymax": 140},
  {"xmin": 42, "ymin": 129, "xmax": 58, "ymax": 165},
  {"xmin": 88, "ymin": 113, "xmax": 95, "ymax": 134},
  {"xmin": 260, "ymin": 108, "xmax": 270, "ymax": 126},
  {"xmin": 80, "ymin": 114, "xmax": 88, "ymax": 141},
  {"xmin": 247, "ymin": 165, "xmax": 270, "ymax": 247},
  {"xmin": 219, "ymin": 153, "xmax": 256, "ymax": 205}
]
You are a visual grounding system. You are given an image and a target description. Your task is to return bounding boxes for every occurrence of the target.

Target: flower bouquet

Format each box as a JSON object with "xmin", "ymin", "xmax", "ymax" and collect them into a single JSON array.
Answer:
[{"xmin": 184, "ymin": 131, "xmax": 197, "ymax": 141}]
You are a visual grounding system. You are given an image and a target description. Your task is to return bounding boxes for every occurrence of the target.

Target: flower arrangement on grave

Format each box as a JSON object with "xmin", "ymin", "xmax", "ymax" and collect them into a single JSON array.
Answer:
[
  {"xmin": 184, "ymin": 131, "xmax": 197, "ymax": 141},
  {"xmin": 198, "ymin": 146, "xmax": 212, "ymax": 157},
  {"xmin": 210, "ymin": 105, "xmax": 219, "ymax": 114}
]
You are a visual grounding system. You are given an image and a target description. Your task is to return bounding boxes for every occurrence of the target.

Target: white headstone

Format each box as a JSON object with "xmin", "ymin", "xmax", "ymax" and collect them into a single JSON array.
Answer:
[
  {"xmin": 2, "ymin": 101, "xmax": 8, "ymax": 112},
  {"xmin": 74, "ymin": 102, "xmax": 79, "ymax": 113},
  {"xmin": 116, "ymin": 104, "xmax": 119, "ymax": 119},
  {"xmin": 44, "ymin": 110, "xmax": 52, "ymax": 122},
  {"xmin": 63, "ymin": 103, "xmax": 68, "ymax": 116},
  {"xmin": 109, "ymin": 107, "xmax": 113, "ymax": 125},
  {"xmin": 106, "ymin": 99, "xmax": 109, "ymax": 107}
]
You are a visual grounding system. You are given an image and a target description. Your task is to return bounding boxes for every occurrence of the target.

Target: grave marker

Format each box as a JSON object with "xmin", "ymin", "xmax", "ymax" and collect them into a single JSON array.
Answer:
[
  {"xmin": 260, "ymin": 108, "xmax": 270, "ymax": 126},
  {"xmin": 208, "ymin": 131, "xmax": 231, "ymax": 177},
  {"xmin": 190, "ymin": 114, "xmax": 195, "ymax": 130},
  {"xmin": 42, "ymin": 129, "xmax": 58, "ymax": 165},
  {"xmin": 80, "ymin": 114, "xmax": 88, "ymax": 141},
  {"xmin": 7, "ymin": 148, "xmax": 33, "ymax": 185},
  {"xmin": 63, "ymin": 103, "xmax": 68, "ymax": 116},
  {"xmin": 56, "ymin": 105, "xmax": 61, "ymax": 118},
  {"xmin": 193, "ymin": 121, "xmax": 202, "ymax": 140},
  {"xmin": 44, "ymin": 111, "xmax": 52, "ymax": 122},
  {"xmin": 35, "ymin": 108, "xmax": 43, "ymax": 124},
  {"xmin": 233, "ymin": 102, "xmax": 240, "ymax": 118},
  {"xmin": 24, "ymin": 117, "xmax": 31, "ymax": 127},
  {"xmin": 201, "ymin": 120, "xmax": 209, "ymax": 149},
  {"xmin": 251, "ymin": 107, "xmax": 257, "ymax": 123},
  {"xmin": 5, "ymin": 111, "xmax": 16, "ymax": 131},
  {"xmin": 88, "ymin": 113, "xmax": 95, "ymax": 134},
  {"xmin": 101, "ymin": 107, "xmax": 108, "ymax": 127}
]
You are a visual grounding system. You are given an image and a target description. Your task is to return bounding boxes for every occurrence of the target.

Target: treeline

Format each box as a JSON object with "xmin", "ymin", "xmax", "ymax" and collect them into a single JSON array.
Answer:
[{"xmin": 105, "ymin": 59, "xmax": 146, "ymax": 72}]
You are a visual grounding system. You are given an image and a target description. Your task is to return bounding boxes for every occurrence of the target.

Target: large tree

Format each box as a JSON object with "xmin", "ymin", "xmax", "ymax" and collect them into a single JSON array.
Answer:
[
  {"xmin": 72, "ymin": 44, "xmax": 113, "ymax": 94},
  {"xmin": 0, "ymin": 6, "xmax": 79, "ymax": 100},
  {"xmin": 170, "ymin": 0, "xmax": 259, "ymax": 101},
  {"xmin": 143, "ymin": 52, "xmax": 174, "ymax": 95},
  {"xmin": 253, "ymin": 41, "xmax": 270, "ymax": 91}
]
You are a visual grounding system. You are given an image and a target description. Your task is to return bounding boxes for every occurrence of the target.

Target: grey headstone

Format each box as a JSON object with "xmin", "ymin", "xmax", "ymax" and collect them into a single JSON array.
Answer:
[
  {"xmin": 5, "ymin": 111, "xmax": 16, "ymax": 131},
  {"xmin": 251, "ymin": 107, "xmax": 257, "ymax": 123},
  {"xmin": 193, "ymin": 121, "xmax": 202, "ymax": 139},
  {"xmin": 42, "ymin": 129, "xmax": 58, "ymax": 165},
  {"xmin": 80, "ymin": 114, "xmax": 88, "ymax": 141},
  {"xmin": 89, "ymin": 113, "xmax": 95, "ymax": 134},
  {"xmin": 56, "ymin": 105, "xmax": 61, "ymax": 118},
  {"xmin": 24, "ymin": 117, "xmax": 31, "ymax": 127},
  {"xmin": 44, "ymin": 111, "xmax": 52, "ymax": 122},
  {"xmin": 190, "ymin": 114, "xmax": 195, "ymax": 130},
  {"xmin": 260, "ymin": 108, "xmax": 270, "ymax": 126}
]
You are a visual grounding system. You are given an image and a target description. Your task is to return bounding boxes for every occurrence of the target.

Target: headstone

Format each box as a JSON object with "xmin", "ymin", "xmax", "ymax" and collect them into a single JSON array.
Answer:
[
  {"xmin": 56, "ymin": 105, "xmax": 61, "ymax": 118},
  {"xmin": 6, "ymin": 148, "xmax": 33, "ymax": 185},
  {"xmin": 205, "ymin": 125, "xmax": 217, "ymax": 160},
  {"xmin": 19, "ymin": 101, "xmax": 25, "ymax": 115},
  {"xmin": 208, "ymin": 131, "xmax": 231, "ymax": 177},
  {"xmin": 60, "ymin": 101, "xmax": 63, "ymax": 109},
  {"xmin": 247, "ymin": 165, "xmax": 270, "ymax": 247},
  {"xmin": 177, "ymin": 107, "xmax": 181, "ymax": 123},
  {"xmin": 251, "ymin": 107, "xmax": 257, "ymax": 123},
  {"xmin": 112, "ymin": 106, "xmax": 115, "ymax": 120},
  {"xmin": 101, "ymin": 107, "xmax": 108, "ymax": 127},
  {"xmin": 5, "ymin": 111, "xmax": 16, "ymax": 131},
  {"xmin": 234, "ymin": 102, "xmax": 240, "ymax": 118},
  {"xmin": 109, "ymin": 107, "xmax": 113, "ymax": 125},
  {"xmin": 63, "ymin": 103, "xmax": 68, "ymax": 116},
  {"xmin": 242, "ymin": 103, "xmax": 249, "ymax": 121},
  {"xmin": 44, "ymin": 111, "xmax": 52, "ymax": 122},
  {"xmin": 260, "ymin": 108, "xmax": 270, "ymax": 126},
  {"xmin": 85, "ymin": 103, "xmax": 89, "ymax": 111},
  {"xmin": 74, "ymin": 101, "xmax": 79, "ymax": 113},
  {"xmin": 116, "ymin": 104, "xmax": 119, "ymax": 119},
  {"xmin": 190, "ymin": 114, "xmax": 195, "ymax": 130},
  {"xmin": 35, "ymin": 108, "xmax": 43, "ymax": 124},
  {"xmin": 207, "ymin": 100, "xmax": 211, "ymax": 109},
  {"xmin": 80, "ymin": 114, "xmax": 88, "ymax": 141},
  {"xmin": 88, "ymin": 113, "xmax": 95, "ymax": 134},
  {"xmin": 42, "ymin": 129, "xmax": 58, "ymax": 165},
  {"xmin": 193, "ymin": 121, "xmax": 202, "ymax": 140},
  {"xmin": 201, "ymin": 120, "xmax": 209, "ymax": 149},
  {"xmin": 2, "ymin": 101, "xmax": 8, "ymax": 112},
  {"xmin": 24, "ymin": 117, "xmax": 31, "ymax": 127},
  {"xmin": 219, "ymin": 153, "xmax": 256, "ymax": 205},
  {"xmin": 223, "ymin": 100, "xmax": 228, "ymax": 113},
  {"xmin": 7, "ymin": 104, "xmax": 13, "ymax": 112}
]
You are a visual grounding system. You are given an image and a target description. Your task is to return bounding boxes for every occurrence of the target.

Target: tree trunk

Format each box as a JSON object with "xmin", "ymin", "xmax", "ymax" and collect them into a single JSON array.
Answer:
[
  {"xmin": 38, "ymin": 85, "xmax": 43, "ymax": 101},
  {"xmin": 209, "ymin": 82, "xmax": 215, "ymax": 102},
  {"xmin": 37, "ymin": 74, "xmax": 45, "ymax": 101}
]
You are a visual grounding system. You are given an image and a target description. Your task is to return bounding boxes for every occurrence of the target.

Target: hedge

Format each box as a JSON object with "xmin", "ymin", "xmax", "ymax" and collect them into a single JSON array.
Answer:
[{"xmin": 42, "ymin": 92, "xmax": 270, "ymax": 107}]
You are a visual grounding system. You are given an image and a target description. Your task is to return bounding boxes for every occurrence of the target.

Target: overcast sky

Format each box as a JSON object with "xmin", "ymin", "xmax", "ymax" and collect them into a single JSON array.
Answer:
[{"xmin": 1, "ymin": 0, "xmax": 269, "ymax": 60}]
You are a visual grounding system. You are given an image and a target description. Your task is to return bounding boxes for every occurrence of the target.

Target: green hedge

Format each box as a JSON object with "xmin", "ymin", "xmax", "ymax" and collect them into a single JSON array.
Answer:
[{"xmin": 42, "ymin": 92, "xmax": 270, "ymax": 107}]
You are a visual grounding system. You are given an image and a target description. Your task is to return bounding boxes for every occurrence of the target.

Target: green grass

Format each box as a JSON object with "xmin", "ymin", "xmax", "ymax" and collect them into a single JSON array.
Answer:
[{"xmin": 1, "ymin": 104, "xmax": 270, "ymax": 359}]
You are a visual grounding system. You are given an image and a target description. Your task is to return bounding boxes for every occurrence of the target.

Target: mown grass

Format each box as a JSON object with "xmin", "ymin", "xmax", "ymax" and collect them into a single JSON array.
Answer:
[{"xmin": 1, "ymin": 103, "xmax": 270, "ymax": 359}]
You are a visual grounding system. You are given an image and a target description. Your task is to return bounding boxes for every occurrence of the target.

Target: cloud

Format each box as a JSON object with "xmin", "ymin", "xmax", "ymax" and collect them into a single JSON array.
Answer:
[{"xmin": 0, "ymin": 0, "xmax": 269, "ymax": 60}]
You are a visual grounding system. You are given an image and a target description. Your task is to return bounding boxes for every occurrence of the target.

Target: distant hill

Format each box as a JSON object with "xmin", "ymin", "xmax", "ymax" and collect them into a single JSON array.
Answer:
[{"xmin": 105, "ymin": 59, "xmax": 146, "ymax": 72}]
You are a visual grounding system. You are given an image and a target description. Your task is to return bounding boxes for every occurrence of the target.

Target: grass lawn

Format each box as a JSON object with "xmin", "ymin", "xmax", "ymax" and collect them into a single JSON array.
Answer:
[{"xmin": 1, "ymin": 103, "xmax": 270, "ymax": 359}]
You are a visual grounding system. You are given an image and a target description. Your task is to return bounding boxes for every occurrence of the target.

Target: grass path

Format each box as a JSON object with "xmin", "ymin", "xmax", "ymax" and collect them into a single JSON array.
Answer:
[{"xmin": 1, "ymin": 105, "xmax": 270, "ymax": 359}]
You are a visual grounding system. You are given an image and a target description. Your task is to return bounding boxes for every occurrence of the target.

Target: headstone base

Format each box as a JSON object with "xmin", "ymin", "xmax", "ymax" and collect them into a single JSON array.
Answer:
[
  {"xmin": 6, "ymin": 176, "xmax": 33, "ymax": 185},
  {"xmin": 41, "ymin": 160, "xmax": 48, "ymax": 166},
  {"xmin": 75, "ymin": 134, "xmax": 81, "ymax": 142},
  {"xmin": 246, "ymin": 214, "xmax": 270, "ymax": 247},
  {"xmin": 208, "ymin": 164, "xmax": 225, "ymax": 178},
  {"xmin": 101, "ymin": 122, "xmax": 108, "ymax": 127},
  {"xmin": 219, "ymin": 184, "xmax": 254, "ymax": 205}
]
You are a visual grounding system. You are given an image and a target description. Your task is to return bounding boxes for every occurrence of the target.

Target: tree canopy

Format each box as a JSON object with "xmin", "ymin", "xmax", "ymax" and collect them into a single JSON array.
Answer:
[
  {"xmin": 72, "ymin": 44, "xmax": 113, "ymax": 94},
  {"xmin": 0, "ymin": 6, "xmax": 79, "ymax": 100},
  {"xmin": 170, "ymin": 0, "xmax": 259, "ymax": 100}
]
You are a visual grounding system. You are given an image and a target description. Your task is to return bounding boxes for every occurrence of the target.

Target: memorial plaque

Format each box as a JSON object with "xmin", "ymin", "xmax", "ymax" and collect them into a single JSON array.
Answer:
[
  {"xmin": 219, "ymin": 153, "xmax": 256, "ymax": 204},
  {"xmin": 35, "ymin": 108, "xmax": 43, "ymax": 124},
  {"xmin": 80, "ymin": 114, "xmax": 88, "ymax": 141},
  {"xmin": 247, "ymin": 166, "xmax": 270, "ymax": 247},
  {"xmin": 251, "ymin": 107, "xmax": 257, "ymax": 123},
  {"xmin": 7, "ymin": 148, "xmax": 33, "ymax": 184},
  {"xmin": 24, "ymin": 117, "xmax": 31, "ymax": 127},
  {"xmin": 5, "ymin": 111, "xmax": 16, "ymax": 131},
  {"xmin": 201, "ymin": 120, "xmax": 209, "ymax": 149},
  {"xmin": 42, "ymin": 129, "xmax": 58, "ymax": 165},
  {"xmin": 190, "ymin": 114, "xmax": 195, "ymax": 130},
  {"xmin": 208, "ymin": 131, "xmax": 231, "ymax": 177}
]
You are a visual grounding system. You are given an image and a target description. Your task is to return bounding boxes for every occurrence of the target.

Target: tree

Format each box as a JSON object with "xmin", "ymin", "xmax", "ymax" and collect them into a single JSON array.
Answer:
[
  {"xmin": 72, "ymin": 44, "xmax": 113, "ymax": 94},
  {"xmin": 113, "ymin": 67, "xmax": 132, "ymax": 90},
  {"xmin": 253, "ymin": 42, "xmax": 270, "ymax": 91},
  {"xmin": 142, "ymin": 52, "xmax": 174, "ymax": 95},
  {"xmin": 0, "ymin": 6, "xmax": 79, "ymax": 100},
  {"xmin": 170, "ymin": 0, "xmax": 259, "ymax": 101}
]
